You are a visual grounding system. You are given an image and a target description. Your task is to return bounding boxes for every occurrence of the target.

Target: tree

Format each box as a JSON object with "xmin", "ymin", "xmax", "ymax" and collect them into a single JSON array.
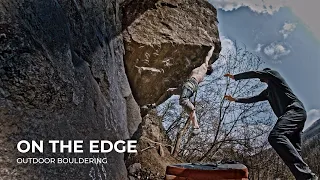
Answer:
[
  {"xmin": 156, "ymin": 43, "xmax": 291, "ymax": 178},
  {"xmin": 303, "ymin": 135, "xmax": 320, "ymax": 177}
]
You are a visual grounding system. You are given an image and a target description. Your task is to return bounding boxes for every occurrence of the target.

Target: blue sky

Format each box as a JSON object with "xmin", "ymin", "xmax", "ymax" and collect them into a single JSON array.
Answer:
[{"xmin": 209, "ymin": 1, "xmax": 320, "ymax": 130}]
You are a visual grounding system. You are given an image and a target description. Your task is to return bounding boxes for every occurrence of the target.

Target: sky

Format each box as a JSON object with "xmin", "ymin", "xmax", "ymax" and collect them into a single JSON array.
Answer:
[{"xmin": 208, "ymin": 0, "xmax": 320, "ymax": 130}]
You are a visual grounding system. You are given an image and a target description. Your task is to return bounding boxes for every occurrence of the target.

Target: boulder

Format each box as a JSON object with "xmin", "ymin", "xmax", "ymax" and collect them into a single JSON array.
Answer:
[
  {"xmin": 126, "ymin": 110, "xmax": 181, "ymax": 179},
  {"xmin": 0, "ymin": 0, "xmax": 139, "ymax": 179},
  {"xmin": 0, "ymin": 0, "xmax": 221, "ymax": 179},
  {"xmin": 122, "ymin": 0, "xmax": 221, "ymax": 105}
]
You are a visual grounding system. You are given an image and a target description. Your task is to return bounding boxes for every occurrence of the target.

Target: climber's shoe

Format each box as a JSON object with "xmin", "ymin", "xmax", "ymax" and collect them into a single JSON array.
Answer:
[
  {"xmin": 310, "ymin": 174, "xmax": 318, "ymax": 180},
  {"xmin": 192, "ymin": 127, "xmax": 201, "ymax": 135}
]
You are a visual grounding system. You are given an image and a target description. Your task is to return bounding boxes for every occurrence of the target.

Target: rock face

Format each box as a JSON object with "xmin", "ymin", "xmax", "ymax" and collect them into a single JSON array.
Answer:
[
  {"xmin": 127, "ymin": 110, "xmax": 181, "ymax": 179},
  {"xmin": 0, "ymin": 0, "xmax": 141, "ymax": 179},
  {"xmin": 123, "ymin": 0, "xmax": 221, "ymax": 105},
  {"xmin": 0, "ymin": 0, "xmax": 221, "ymax": 179}
]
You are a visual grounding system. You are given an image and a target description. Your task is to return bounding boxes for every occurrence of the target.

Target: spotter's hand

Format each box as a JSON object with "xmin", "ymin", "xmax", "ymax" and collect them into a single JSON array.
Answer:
[
  {"xmin": 224, "ymin": 73, "xmax": 235, "ymax": 79},
  {"xmin": 224, "ymin": 95, "xmax": 236, "ymax": 102}
]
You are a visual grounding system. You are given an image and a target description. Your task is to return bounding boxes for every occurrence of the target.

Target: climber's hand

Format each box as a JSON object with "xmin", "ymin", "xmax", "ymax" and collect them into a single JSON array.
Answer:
[{"xmin": 205, "ymin": 46, "xmax": 215, "ymax": 64}]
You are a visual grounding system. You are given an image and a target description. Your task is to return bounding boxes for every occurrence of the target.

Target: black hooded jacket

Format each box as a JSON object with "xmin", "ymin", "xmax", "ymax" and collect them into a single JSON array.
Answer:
[{"xmin": 234, "ymin": 69, "xmax": 305, "ymax": 117}]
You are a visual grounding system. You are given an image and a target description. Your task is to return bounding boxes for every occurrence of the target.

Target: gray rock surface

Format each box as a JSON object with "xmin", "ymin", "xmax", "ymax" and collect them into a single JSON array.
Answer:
[
  {"xmin": 0, "ymin": 0, "xmax": 140, "ymax": 179},
  {"xmin": 0, "ymin": 0, "xmax": 220, "ymax": 179},
  {"xmin": 128, "ymin": 163, "xmax": 142, "ymax": 175}
]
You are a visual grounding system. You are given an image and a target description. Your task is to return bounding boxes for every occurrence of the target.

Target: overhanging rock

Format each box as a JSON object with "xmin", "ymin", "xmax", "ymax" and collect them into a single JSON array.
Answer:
[{"xmin": 122, "ymin": 0, "xmax": 222, "ymax": 105}]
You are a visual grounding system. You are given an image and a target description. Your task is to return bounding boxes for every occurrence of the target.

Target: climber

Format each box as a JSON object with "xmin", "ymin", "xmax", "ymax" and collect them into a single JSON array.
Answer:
[
  {"xmin": 143, "ymin": 46, "xmax": 215, "ymax": 135},
  {"xmin": 224, "ymin": 68, "xmax": 318, "ymax": 180}
]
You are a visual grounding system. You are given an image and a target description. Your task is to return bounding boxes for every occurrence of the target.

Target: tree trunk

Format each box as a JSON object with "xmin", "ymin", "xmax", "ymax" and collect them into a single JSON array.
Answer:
[{"xmin": 173, "ymin": 117, "xmax": 191, "ymax": 157}]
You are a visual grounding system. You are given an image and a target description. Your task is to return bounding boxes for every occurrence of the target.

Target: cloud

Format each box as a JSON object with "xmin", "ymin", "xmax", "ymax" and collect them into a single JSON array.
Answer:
[
  {"xmin": 208, "ymin": 0, "xmax": 285, "ymax": 14},
  {"xmin": 217, "ymin": 36, "xmax": 236, "ymax": 64},
  {"xmin": 263, "ymin": 42, "xmax": 290, "ymax": 60},
  {"xmin": 255, "ymin": 43, "xmax": 263, "ymax": 52},
  {"xmin": 221, "ymin": 36, "xmax": 236, "ymax": 53},
  {"xmin": 279, "ymin": 22, "xmax": 297, "ymax": 39},
  {"xmin": 304, "ymin": 109, "xmax": 320, "ymax": 131},
  {"xmin": 208, "ymin": 0, "xmax": 320, "ymax": 41}
]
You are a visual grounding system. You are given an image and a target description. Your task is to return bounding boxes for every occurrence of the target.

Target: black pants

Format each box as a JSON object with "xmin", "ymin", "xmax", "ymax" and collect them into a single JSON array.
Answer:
[{"xmin": 268, "ymin": 107, "xmax": 313, "ymax": 180}]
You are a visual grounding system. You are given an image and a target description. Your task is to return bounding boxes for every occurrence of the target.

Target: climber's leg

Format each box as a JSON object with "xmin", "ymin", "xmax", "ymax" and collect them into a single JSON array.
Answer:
[{"xmin": 179, "ymin": 79, "xmax": 200, "ymax": 135}]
